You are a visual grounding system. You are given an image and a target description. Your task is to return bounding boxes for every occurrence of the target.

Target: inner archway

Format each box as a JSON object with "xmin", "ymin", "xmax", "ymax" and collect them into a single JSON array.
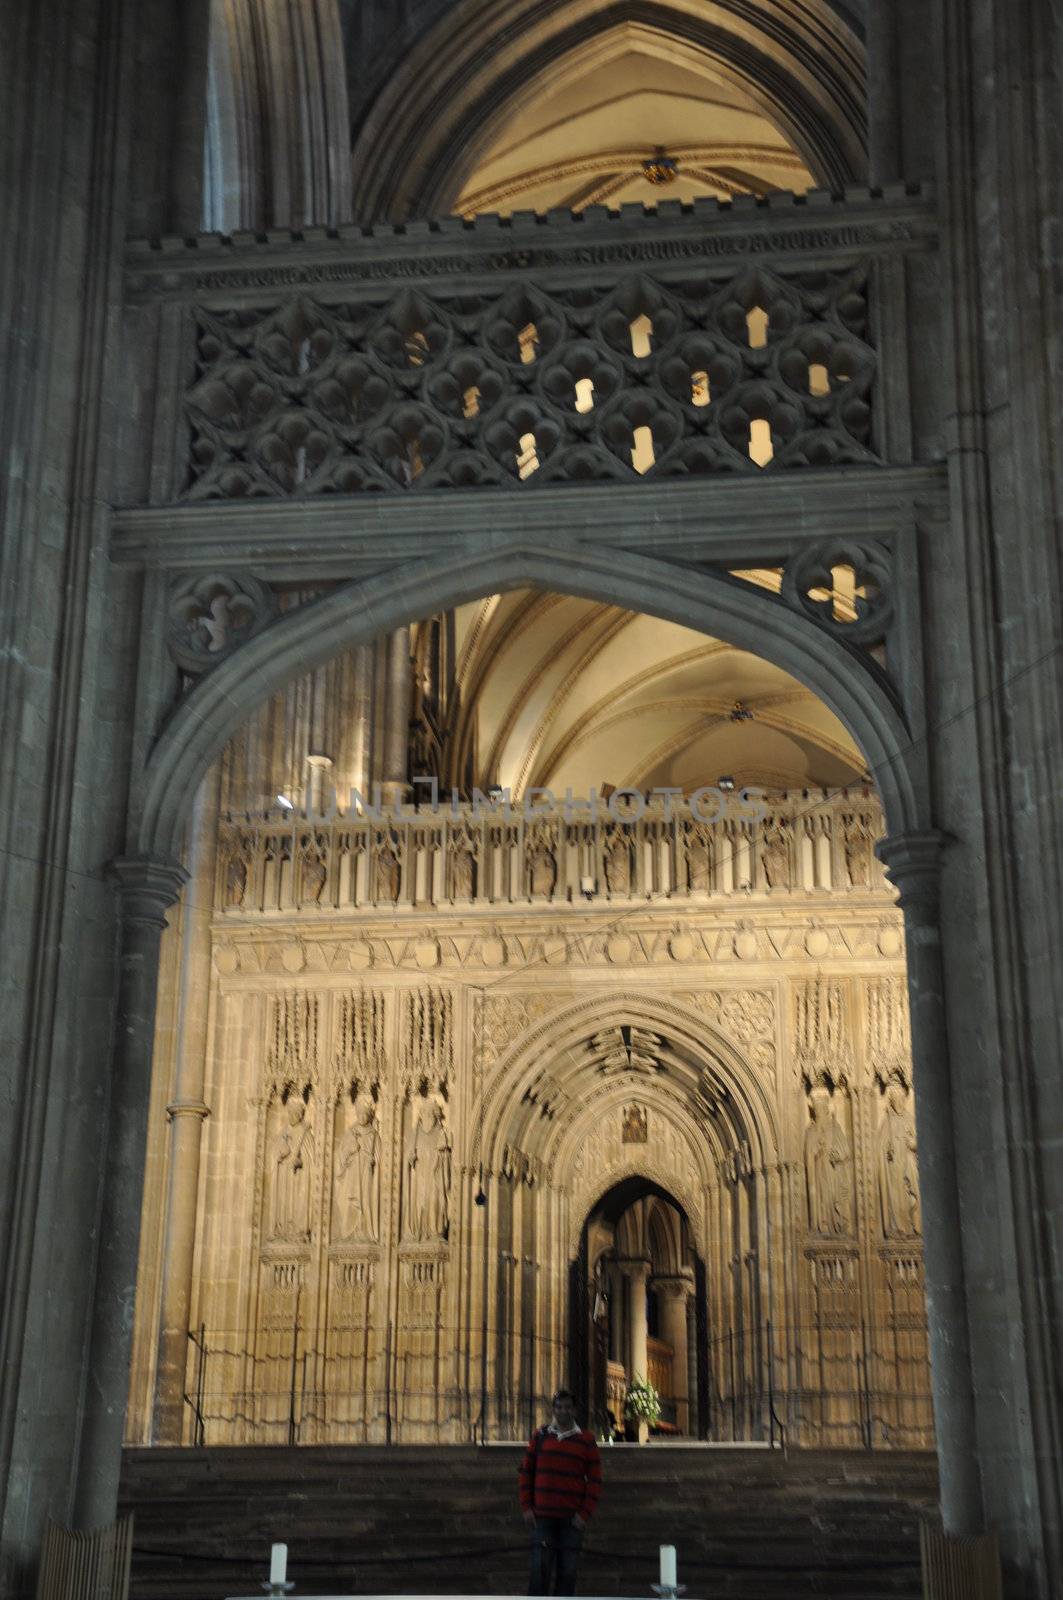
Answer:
[
  {"xmin": 126, "ymin": 582, "xmax": 932, "ymax": 1458},
  {"xmin": 579, "ymin": 1178, "xmax": 702, "ymax": 1440}
]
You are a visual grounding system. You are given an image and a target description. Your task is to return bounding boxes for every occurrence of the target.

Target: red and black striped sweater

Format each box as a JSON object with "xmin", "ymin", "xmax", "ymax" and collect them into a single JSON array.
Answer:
[{"xmin": 518, "ymin": 1426, "xmax": 603, "ymax": 1521}]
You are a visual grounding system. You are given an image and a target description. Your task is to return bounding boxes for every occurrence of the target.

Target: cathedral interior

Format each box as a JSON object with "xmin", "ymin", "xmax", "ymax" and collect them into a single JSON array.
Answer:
[{"xmin": 1, "ymin": 1, "xmax": 1061, "ymax": 1598}]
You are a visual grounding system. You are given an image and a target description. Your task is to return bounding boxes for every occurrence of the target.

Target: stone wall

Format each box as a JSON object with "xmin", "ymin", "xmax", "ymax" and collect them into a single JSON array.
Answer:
[{"xmin": 127, "ymin": 788, "xmax": 931, "ymax": 1450}]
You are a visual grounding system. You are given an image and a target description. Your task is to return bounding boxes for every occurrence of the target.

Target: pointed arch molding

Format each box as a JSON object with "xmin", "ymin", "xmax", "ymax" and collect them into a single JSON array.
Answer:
[
  {"xmin": 349, "ymin": 0, "xmax": 867, "ymax": 222},
  {"xmin": 134, "ymin": 542, "xmax": 924, "ymax": 859},
  {"xmin": 470, "ymin": 988, "xmax": 777, "ymax": 1253}
]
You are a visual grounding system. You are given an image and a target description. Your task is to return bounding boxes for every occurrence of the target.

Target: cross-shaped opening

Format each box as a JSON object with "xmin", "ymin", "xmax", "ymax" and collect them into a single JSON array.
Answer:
[
  {"xmin": 404, "ymin": 329, "xmax": 430, "ymax": 368},
  {"xmin": 574, "ymin": 376, "xmax": 595, "ymax": 413},
  {"xmin": 806, "ymin": 562, "xmax": 875, "ymax": 622},
  {"xmin": 630, "ymin": 313, "xmax": 653, "ymax": 358},
  {"xmin": 746, "ymin": 306, "xmax": 769, "ymax": 349},
  {"xmin": 518, "ymin": 323, "xmax": 540, "ymax": 364},
  {"xmin": 748, "ymin": 417, "xmax": 773, "ymax": 466},
  {"xmin": 517, "ymin": 431, "xmax": 540, "ymax": 478},
  {"xmin": 631, "ymin": 424, "xmax": 655, "ymax": 473}
]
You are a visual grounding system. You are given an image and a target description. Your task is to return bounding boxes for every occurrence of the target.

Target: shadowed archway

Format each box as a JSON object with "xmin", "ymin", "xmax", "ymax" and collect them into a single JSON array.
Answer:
[{"xmin": 134, "ymin": 542, "xmax": 924, "ymax": 863}]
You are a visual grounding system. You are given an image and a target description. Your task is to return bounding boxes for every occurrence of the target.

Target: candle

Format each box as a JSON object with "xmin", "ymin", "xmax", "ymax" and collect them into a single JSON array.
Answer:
[
  {"xmin": 659, "ymin": 1545, "xmax": 677, "ymax": 1588},
  {"xmin": 270, "ymin": 1544, "xmax": 287, "ymax": 1586}
]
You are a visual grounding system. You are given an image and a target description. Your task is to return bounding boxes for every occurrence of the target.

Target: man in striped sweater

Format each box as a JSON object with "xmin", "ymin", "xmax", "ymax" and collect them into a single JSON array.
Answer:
[{"xmin": 519, "ymin": 1389, "xmax": 602, "ymax": 1595}]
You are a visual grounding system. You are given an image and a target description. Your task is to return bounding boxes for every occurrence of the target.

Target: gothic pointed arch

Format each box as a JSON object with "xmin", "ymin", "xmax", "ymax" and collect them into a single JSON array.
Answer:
[
  {"xmin": 134, "ymin": 543, "xmax": 924, "ymax": 863},
  {"xmin": 349, "ymin": 0, "xmax": 867, "ymax": 222}
]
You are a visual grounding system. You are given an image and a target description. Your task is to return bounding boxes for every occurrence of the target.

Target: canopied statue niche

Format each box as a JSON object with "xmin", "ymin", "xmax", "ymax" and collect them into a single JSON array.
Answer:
[{"xmin": 269, "ymin": 1088, "xmax": 315, "ymax": 1242}]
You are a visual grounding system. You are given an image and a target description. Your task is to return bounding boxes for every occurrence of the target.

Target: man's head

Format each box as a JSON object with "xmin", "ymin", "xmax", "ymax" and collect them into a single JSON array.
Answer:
[{"xmin": 551, "ymin": 1389, "xmax": 577, "ymax": 1430}]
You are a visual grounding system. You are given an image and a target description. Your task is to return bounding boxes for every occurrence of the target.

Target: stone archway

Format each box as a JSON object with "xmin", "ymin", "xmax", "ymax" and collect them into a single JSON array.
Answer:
[
  {"xmin": 135, "ymin": 543, "xmax": 924, "ymax": 862},
  {"xmin": 348, "ymin": 0, "xmax": 868, "ymax": 221},
  {"xmin": 465, "ymin": 989, "xmax": 775, "ymax": 1442},
  {"xmin": 93, "ymin": 543, "xmax": 973, "ymax": 1534},
  {"xmin": 577, "ymin": 1178, "xmax": 701, "ymax": 1438}
]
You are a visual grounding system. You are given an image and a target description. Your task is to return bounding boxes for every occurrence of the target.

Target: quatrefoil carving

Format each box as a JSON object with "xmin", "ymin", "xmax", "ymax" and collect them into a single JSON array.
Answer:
[
  {"xmin": 168, "ymin": 573, "xmax": 277, "ymax": 673},
  {"xmin": 181, "ymin": 264, "xmax": 882, "ymax": 500},
  {"xmin": 781, "ymin": 540, "xmax": 894, "ymax": 645}
]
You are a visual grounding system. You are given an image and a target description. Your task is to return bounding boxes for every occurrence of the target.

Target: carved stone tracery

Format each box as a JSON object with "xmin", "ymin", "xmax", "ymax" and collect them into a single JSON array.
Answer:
[{"xmin": 181, "ymin": 265, "xmax": 879, "ymax": 501}]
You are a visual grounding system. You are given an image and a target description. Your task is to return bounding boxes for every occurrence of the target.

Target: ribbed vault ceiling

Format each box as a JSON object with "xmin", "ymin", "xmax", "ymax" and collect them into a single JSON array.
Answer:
[
  {"xmin": 452, "ymin": 589, "xmax": 868, "ymax": 795},
  {"xmin": 456, "ymin": 35, "xmax": 812, "ymax": 215}
]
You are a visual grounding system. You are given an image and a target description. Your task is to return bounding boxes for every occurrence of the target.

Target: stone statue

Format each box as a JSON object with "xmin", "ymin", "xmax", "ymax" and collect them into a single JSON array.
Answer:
[
  {"xmin": 404, "ymin": 1083, "xmax": 452, "ymax": 1240},
  {"xmin": 529, "ymin": 845, "xmax": 556, "ymax": 899},
  {"xmin": 333, "ymin": 1091, "xmax": 380, "ymax": 1240},
  {"xmin": 448, "ymin": 842, "xmax": 475, "ymax": 901},
  {"xmin": 374, "ymin": 837, "xmax": 401, "ymax": 902},
  {"xmin": 686, "ymin": 832, "xmax": 711, "ymax": 891},
  {"xmin": 270, "ymin": 1095, "xmax": 314, "ymax": 1239},
  {"xmin": 604, "ymin": 838, "xmax": 631, "ymax": 895},
  {"xmin": 761, "ymin": 828, "xmax": 790, "ymax": 889},
  {"xmin": 592, "ymin": 1256, "xmax": 610, "ymax": 1326},
  {"xmin": 843, "ymin": 823, "xmax": 871, "ymax": 887},
  {"xmin": 225, "ymin": 853, "xmax": 248, "ymax": 907},
  {"xmin": 303, "ymin": 852, "xmax": 327, "ymax": 904},
  {"xmin": 803, "ymin": 1086, "xmax": 851, "ymax": 1235},
  {"xmin": 878, "ymin": 1081, "xmax": 921, "ymax": 1237}
]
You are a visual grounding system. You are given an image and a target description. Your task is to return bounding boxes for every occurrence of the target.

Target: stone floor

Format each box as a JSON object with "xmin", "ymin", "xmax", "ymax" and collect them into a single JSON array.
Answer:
[{"xmin": 118, "ymin": 1444, "xmax": 939, "ymax": 1599}]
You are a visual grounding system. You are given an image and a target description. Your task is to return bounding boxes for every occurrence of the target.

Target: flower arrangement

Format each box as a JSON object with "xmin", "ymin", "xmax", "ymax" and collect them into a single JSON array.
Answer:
[{"xmin": 623, "ymin": 1375, "xmax": 662, "ymax": 1426}]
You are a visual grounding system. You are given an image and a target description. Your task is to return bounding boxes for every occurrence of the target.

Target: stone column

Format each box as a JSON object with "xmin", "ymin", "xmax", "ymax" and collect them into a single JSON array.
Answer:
[
  {"xmin": 656, "ymin": 1276, "xmax": 694, "ymax": 1434},
  {"xmin": 867, "ymin": 0, "xmax": 900, "ymax": 186},
  {"xmin": 622, "ymin": 1259, "xmax": 651, "ymax": 1441},
  {"xmin": 153, "ymin": 776, "xmax": 220, "ymax": 1442},
  {"xmin": 74, "ymin": 858, "xmax": 188, "ymax": 1527},
  {"xmin": 380, "ymin": 625, "xmax": 411, "ymax": 808},
  {"xmin": 876, "ymin": 832, "xmax": 983, "ymax": 1539}
]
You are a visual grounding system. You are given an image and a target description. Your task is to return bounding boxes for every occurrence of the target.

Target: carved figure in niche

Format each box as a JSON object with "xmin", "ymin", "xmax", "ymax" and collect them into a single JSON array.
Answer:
[
  {"xmin": 404, "ymin": 1079, "xmax": 452, "ymax": 1240},
  {"xmin": 225, "ymin": 853, "xmax": 248, "ymax": 907},
  {"xmin": 302, "ymin": 851, "xmax": 327, "ymax": 904},
  {"xmin": 843, "ymin": 819, "xmax": 872, "ymax": 887},
  {"xmin": 333, "ymin": 1090, "xmax": 380, "ymax": 1240},
  {"xmin": 447, "ymin": 841, "xmax": 475, "ymax": 901},
  {"xmin": 685, "ymin": 825, "xmax": 712, "ymax": 891},
  {"xmin": 592, "ymin": 1256, "xmax": 610, "ymax": 1325},
  {"xmin": 621, "ymin": 1104, "xmax": 648, "ymax": 1144},
  {"xmin": 373, "ymin": 836, "xmax": 401, "ymax": 903},
  {"xmin": 529, "ymin": 844, "xmax": 557, "ymax": 899},
  {"xmin": 604, "ymin": 837, "xmax": 631, "ymax": 895},
  {"xmin": 877, "ymin": 1079, "xmax": 921, "ymax": 1237},
  {"xmin": 803, "ymin": 1085, "xmax": 851, "ymax": 1235},
  {"xmin": 270, "ymin": 1093, "xmax": 315, "ymax": 1240},
  {"xmin": 761, "ymin": 828, "xmax": 791, "ymax": 889}
]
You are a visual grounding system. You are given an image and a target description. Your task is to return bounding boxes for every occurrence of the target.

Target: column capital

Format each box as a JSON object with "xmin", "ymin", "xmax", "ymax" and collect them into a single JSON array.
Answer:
[
  {"xmin": 617, "ymin": 1256, "xmax": 652, "ymax": 1283},
  {"xmin": 108, "ymin": 857, "xmax": 189, "ymax": 930},
  {"xmin": 651, "ymin": 1272, "xmax": 695, "ymax": 1301},
  {"xmin": 875, "ymin": 830, "xmax": 950, "ymax": 923},
  {"xmin": 166, "ymin": 1099, "xmax": 211, "ymax": 1122}
]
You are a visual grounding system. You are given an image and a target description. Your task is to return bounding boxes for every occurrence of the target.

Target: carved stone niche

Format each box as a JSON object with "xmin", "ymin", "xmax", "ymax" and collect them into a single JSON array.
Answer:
[{"xmin": 168, "ymin": 572, "xmax": 277, "ymax": 673}]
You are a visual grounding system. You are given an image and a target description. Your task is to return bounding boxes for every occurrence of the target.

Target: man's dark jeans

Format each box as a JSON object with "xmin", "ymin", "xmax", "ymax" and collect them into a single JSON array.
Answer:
[{"xmin": 529, "ymin": 1515, "xmax": 583, "ymax": 1596}]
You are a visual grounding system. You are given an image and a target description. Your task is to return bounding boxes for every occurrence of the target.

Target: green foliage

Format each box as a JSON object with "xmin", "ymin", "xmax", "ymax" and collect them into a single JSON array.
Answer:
[{"xmin": 623, "ymin": 1375, "xmax": 662, "ymax": 1425}]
